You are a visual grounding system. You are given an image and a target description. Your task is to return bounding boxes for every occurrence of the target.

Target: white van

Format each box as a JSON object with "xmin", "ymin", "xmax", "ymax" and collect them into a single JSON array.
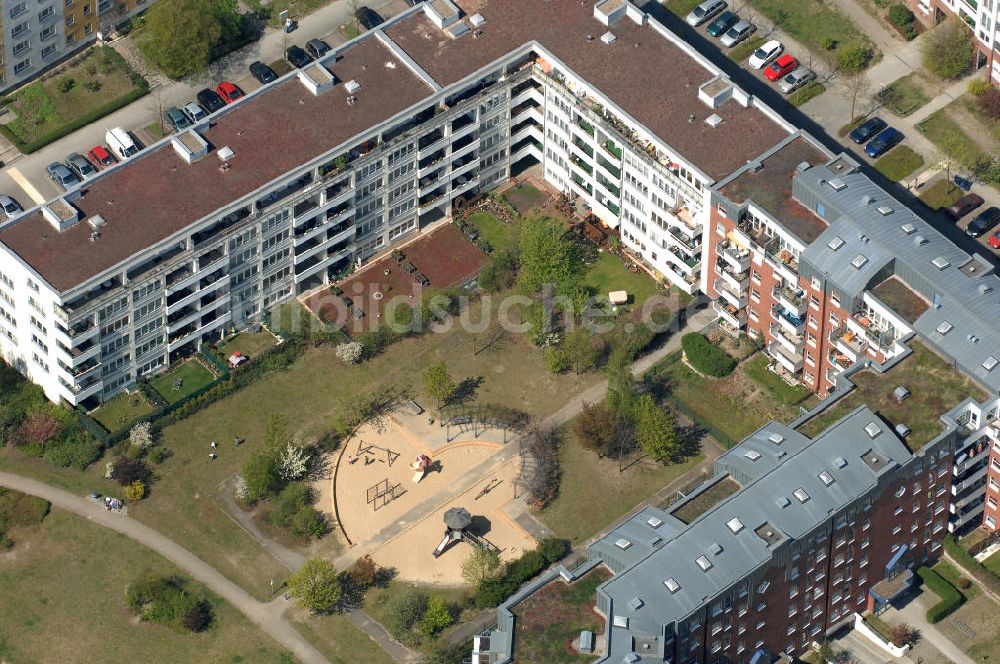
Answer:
[{"xmin": 106, "ymin": 127, "xmax": 139, "ymax": 160}]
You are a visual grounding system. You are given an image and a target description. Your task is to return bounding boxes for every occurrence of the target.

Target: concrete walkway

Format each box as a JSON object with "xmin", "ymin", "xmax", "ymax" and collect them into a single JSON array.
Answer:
[
  {"xmin": 885, "ymin": 594, "xmax": 977, "ymax": 664},
  {"xmin": 0, "ymin": 470, "xmax": 331, "ymax": 664}
]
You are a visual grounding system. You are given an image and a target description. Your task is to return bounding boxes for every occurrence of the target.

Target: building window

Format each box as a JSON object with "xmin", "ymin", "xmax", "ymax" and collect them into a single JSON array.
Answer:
[
  {"xmin": 41, "ymin": 44, "xmax": 58, "ymax": 58},
  {"xmin": 39, "ymin": 5, "xmax": 55, "ymax": 20},
  {"xmin": 9, "ymin": 2, "xmax": 27, "ymax": 18},
  {"xmin": 13, "ymin": 57, "xmax": 31, "ymax": 74}
]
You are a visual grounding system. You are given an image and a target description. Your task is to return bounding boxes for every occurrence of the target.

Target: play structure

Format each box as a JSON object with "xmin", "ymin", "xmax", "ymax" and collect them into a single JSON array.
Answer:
[
  {"xmin": 366, "ymin": 478, "xmax": 405, "ymax": 511},
  {"xmin": 432, "ymin": 506, "xmax": 499, "ymax": 558},
  {"xmin": 354, "ymin": 438, "xmax": 400, "ymax": 467},
  {"xmin": 410, "ymin": 454, "xmax": 432, "ymax": 483}
]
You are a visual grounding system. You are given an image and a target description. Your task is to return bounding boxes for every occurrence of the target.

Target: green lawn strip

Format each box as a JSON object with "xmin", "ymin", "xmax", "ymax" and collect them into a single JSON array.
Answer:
[
  {"xmin": 144, "ymin": 121, "xmax": 167, "ymax": 141},
  {"xmin": 738, "ymin": 354, "xmax": 812, "ymax": 405},
  {"xmin": 932, "ymin": 560, "xmax": 979, "ymax": 600},
  {"xmin": 583, "ymin": 251, "xmax": 660, "ymax": 307},
  {"xmin": 864, "ymin": 613, "xmax": 895, "ymax": 642},
  {"xmin": 89, "ymin": 391, "xmax": 154, "ymax": 433},
  {"xmin": 918, "ymin": 108, "xmax": 990, "ymax": 170},
  {"xmin": 917, "ymin": 566, "xmax": 963, "ymax": 622},
  {"xmin": 149, "ymin": 359, "xmax": 217, "ymax": 404},
  {"xmin": 873, "ymin": 145, "xmax": 924, "ymax": 181},
  {"xmin": 788, "ymin": 82, "xmax": 827, "ymax": 108},
  {"xmin": 217, "ymin": 331, "xmax": 279, "ymax": 360},
  {"xmin": 728, "ymin": 36, "xmax": 767, "ymax": 63},
  {"xmin": 0, "ymin": 509, "xmax": 294, "ymax": 663},
  {"xmin": 838, "ymin": 117, "xmax": 865, "ymax": 138},
  {"xmin": 538, "ymin": 431, "xmax": 703, "ymax": 544},
  {"xmin": 984, "ymin": 549, "xmax": 1000, "ymax": 577},
  {"xmin": 749, "ymin": 0, "xmax": 878, "ymax": 65},
  {"xmin": 662, "ymin": 0, "xmax": 702, "ymax": 16},
  {"xmin": 268, "ymin": 59, "xmax": 294, "ymax": 77},
  {"xmin": 878, "ymin": 73, "xmax": 932, "ymax": 117},
  {"xmin": 289, "ymin": 612, "xmax": 395, "ymax": 664},
  {"xmin": 467, "ymin": 212, "xmax": 517, "ymax": 253},
  {"xmin": 918, "ymin": 179, "xmax": 963, "ymax": 211}
]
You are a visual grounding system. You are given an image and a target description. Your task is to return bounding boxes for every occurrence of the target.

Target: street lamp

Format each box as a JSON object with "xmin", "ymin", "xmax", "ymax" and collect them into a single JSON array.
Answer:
[{"xmin": 279, "ymin": 9, "xmax": 289, "ymax": 59}]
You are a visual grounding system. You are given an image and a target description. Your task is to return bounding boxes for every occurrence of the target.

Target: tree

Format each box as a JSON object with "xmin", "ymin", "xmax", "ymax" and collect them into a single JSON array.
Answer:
[
  {"xmin": 977, "ymin": 87, "xmax": 1000, "ymax": 119},
  {"xmin": 112, "ymin": 457, "xmax": 150, "ymax": 486},
  {"xmin": 124, "ymin": 480, "xmax": 146, "ymax": 502},
  {"xmin": 418, "ymin": 595, "xmax": 454, "ymax": 637},
  {"xmin": 543, "ymin": 346, "xmax": 570, "ymax": 374},
  {"xmin": 633, "ymin": 395, "xmax": 679, "ymax": 462},
  {"xmin": 242, "ymin": 451, "xmax": 281, "ymax": 502},
  {"xmin": 13, "ymin": 411, "xmax": 59, "ymax": 446},
  {"xmin": 478, "ymin": 249, "xmax": 519, "ymax": 293},
  {"xmin": 562, "ymin": 328, "xmax": 598, "ymax": 374},
  {"xmin": 335, "ymin": 341, "xmax": 363, "ymax": 365},
  {"xmin": 424, "ymin": 361, "xmax": 456, "ymax": 409},
  {"xmin": 287, "ymin": 557, "xmax": 341, "ymax": 614},
  {"xmin": 385, "ymin": 588, "xmax": 428, "ymax": 638},
  {"xmin": 573, "ymin": 401, "xmax": 626, "ymax": 457},
  {"xmin": 845, "ymin": 73, "xmax": 872, "ymax": 122},
  {"xmin": 461, "ymin": 545, "xmax": 503, "ymax": 586},
  {"xmin": 136, "ymin": 0, "xmax": 224, "ymax": 79},
  {"xmin": 605, "ymin": 348, "xmax": 637, "ymax": 417},
  {"xmin": 516, "ymin": 215, "xmax": 582, "ymax": 294},
  {"xmin": 922, "ymin": 18, "xmax": 973, "ymax": 80},
  {"xmin": 129, "ymin": 421, "xmax": 153, "ymax": 450},
  {"xmin": 889, "ymin": 623, "xmax": 916, "ymax": 647},
  {"xmin": 278, "ymin": 440, "xmax": 311, "ymax": 482},
  {"xmin": 211, "ymin": 0, "xmax": 242, "ymax": 45},
  {"xmin": 836, "ymin": 42, "xmax": 871, "ymax": 75}
]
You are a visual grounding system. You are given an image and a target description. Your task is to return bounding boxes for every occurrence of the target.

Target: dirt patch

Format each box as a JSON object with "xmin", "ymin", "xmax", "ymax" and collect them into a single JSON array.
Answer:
[{"xmin": 952, "ymin": 99, "xmax": 1000, "ymax": 156}]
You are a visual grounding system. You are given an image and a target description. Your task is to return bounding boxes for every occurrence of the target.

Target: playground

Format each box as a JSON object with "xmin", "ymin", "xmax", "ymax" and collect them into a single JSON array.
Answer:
[{"xmin": 316, "ymin": 405, "xmax": 535, "ymax": 585}]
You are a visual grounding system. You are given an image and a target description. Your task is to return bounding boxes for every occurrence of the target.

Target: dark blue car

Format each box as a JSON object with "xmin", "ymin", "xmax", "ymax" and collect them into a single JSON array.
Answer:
[
  {"xmin": 865, "ymin": 127, "xmax": 903, "ymax": 158},
  {"xmin": 849, "ymin": 117, "xmax": 886, "ymax": 144}
]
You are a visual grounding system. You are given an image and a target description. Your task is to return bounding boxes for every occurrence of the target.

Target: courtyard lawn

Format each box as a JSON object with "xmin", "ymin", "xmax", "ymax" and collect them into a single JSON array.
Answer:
[
  {"xmin": 740, "ymin": 354, "xmax": 814, "ymax": 406},
  {"xmin": 0, "ymin": 46, "xmax": 146, "ymax": 152},
  {"xmin": 584, "ymin": 251, "xmax": 660, "ymax": 306},
  {"xmin": 933, "ymin": 560, "xmax": 980, "ymax": 600},
  {"xmin": 797, "ymin": 341, "xmax": 988, "ymax": 448},
  {"xmin": 749, "ymin": 0, "xmax": 878, "ymax": 67},
  {"xmin": 878, "ymin": 74, "xmax": 932, "ymax": 117},
  {"xmin": 504, "ymin": 183, "xmax": 547, "ymax": 215},
  {"xmin": 873, "ymin": 145, "xmax": 925, "ymax": 182},
  {"xmin": 539, "ymin": 427, "xmax": 703, "ymax": 544},
  {"xmin": 983, "ymin": 550, "xmax": 1000, "ymax": 578},
  {"xmin": 467, "ymin": 211, "xmax": 517, "ymax": 253},
  {"xmin": 89, "ymin": 390, "xmax": 154, "ymax": 433},
  {"xmin": 218, "ymin": 330, "xmax": 279, "ymax": 360},
  {"xmin": 0, "ymin": 509, "xmax": 294, "ymax": 664},
  {"xmin": 149, "ymin": 358, "xmax": 217, "ymax": 404},
  {"xmin": 788, "ymin": 82, "xmax": 827, "ymax": 108},
  {"xmin": 511, "ymin": 567, "xmax": 611, "ymax": 663},
  {"xmin": 289, "ymin": 611, "xmax": 395, "ymax": 664},
  {"xmin": 919, "ymin": 179, "xmax": 963, "ymax": 211},
  {"xmin": 918, "ymin": 108, "xmax": 989, "ymax": 170}
]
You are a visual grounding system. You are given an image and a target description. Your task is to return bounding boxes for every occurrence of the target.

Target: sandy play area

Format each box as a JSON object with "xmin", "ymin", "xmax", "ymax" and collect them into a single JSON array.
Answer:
[{"xmin": 315, "ymin": 412, "xmax": 535, "ymax": 585}]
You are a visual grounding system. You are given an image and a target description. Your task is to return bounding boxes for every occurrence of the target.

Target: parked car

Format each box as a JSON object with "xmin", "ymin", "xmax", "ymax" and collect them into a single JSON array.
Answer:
[
  {"xmin": 182, "ymin": 102, "xmax": 207, "ymax": 124},
  {"xmin": 748, "ymin": 39, "xmax": 782, "ymax": 69},
  {"xmin": 249, "ymin": 61, "xmax": 277, "ymax": 85},
  {"xmin": 46, "ymin": 162, "xmax": 79, "ymax": 191},
  {"xmin": 848, "ymin": 117, "xmax": 887, "ymax": 144},
  {"xmin": 685, "ymin": 0, "xmax": 727, "ymax": 26},
  {"xmin": 355, "ymin": 6, "xmax": 383, "ymax": 30},
  {"xmin": 216, "ymin": 82, "xmax": 244, "ymax": 104},
  {"xmin": 966, "ymin": 207, "xmax": 1000, "ymax": 238},
  {"xmin": 88, "ymin": 145, "xmax": 116, "ymax": 169},
  {"xmin": 66, "ymin": 152, "xmax": 97, "ymax": 180},
  {"xmin": 988, "ymin": 229, "xmax": 1000, "ymax": 249},
  {"xmin": 765, "ymin": 54, "xmax": 797, "ymax": 82},
  {"xmin": 945, "ymin": 193, "xmax": 985, "ymax": 221},
  {"xmin": 106, "ymin": 127, "xmax": 139, "ymax": 161},
  {"xmin": 164, "ymin": 106, "xmax": 192, "ymax": 132},
  {"xmin": 285, "ymin": 45, "xmax": 313, "ymax": 69},
  {"xmin": 706, "ymin": 11, "xmax": 738, "ymax": 38},
  {"xmin": 778, "ymin": 66, "xmax": 815, "ymax": 93},
  {"xmin": 720, "ymin": 19, "xmax": 754, "ymax": 47},
  {"xmin": 196, "ymin": 88, "xmax": 225, "ymax": 114},
  {"xmin": 0, "ymin": 195, "xmax": 22, "ymax": 220},
  {"xmin": 306, "ymin": 39, "xmax": 330, "ymax": 59},
  {"xmin": 864, "ymin": 127, "xmax": 903, "ymax": 158}
]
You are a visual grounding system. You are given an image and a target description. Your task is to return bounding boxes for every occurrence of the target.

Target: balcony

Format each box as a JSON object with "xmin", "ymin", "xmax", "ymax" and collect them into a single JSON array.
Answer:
[
  {"xmin": 569, "ymin": 171, "xmax": 592, "ymax": 195},
  {"xmin": 576, "ymin": 117, "xmax": 595, "ymax": 137},
  {"xmin": 571, "ymin": 135, "xmax": 594, "ymax": 158},
  {"xmin": 772, "ymin": 284, "xmax": 806, "ymax": 315},
  {"xmin": 716, "ymin": 241, "xmax": 750, "ymax": 272},
  {"xmin": 713, "ymin": 300, "xmax": 746, "ymax": 328},
  {"xmin": 851, "ymin": 314, "xmax": 896, "ymax": 351},
  {"xmin": 827, "ymin": 349, "xmax": 853, "ymax": 372},
  {"xmin": 768, "ymin": 341, "xmax": 804, "ymax": 372},
  {"xmin": 597, "ymin": 155, "xmax": 621, "ymax": 180},
  {"xmin": 669, "ymin": 226, "xmax": 701, "ymax": 254},
  {"xmin": 602, "ymin": 140, "xmax": 622, "ymax": 160},
  {"xmin": 771, "ymin": 304, "xmax": 805, "ymax": 334},
  {"xmin": 830, "ymin": 325, "xmax": 866, "ymax": 362},
  {"xmin": 952, "ymin": 465, "xmax": 989, "ymax": 494},
  {"xmin": 717, "ymin": 262, "xmax": 748, "ymax": 293},
  {"xmin": 668, "ymin": 245, "xmax": 700, "ymax": 270},
  {"xmin": 770, "ymin": 323, "xmax": 804, "ymax": 355},
  {"xmin": 569, "ymin": 153, "xmax": 593, "ymax": 175},
  {"xmin": 715, "ymin": 280, "xmax": 747, "ymax": 309},
  {"xmin": 597, "ymin": 174, "xmax": 620, "ymax": 198}
]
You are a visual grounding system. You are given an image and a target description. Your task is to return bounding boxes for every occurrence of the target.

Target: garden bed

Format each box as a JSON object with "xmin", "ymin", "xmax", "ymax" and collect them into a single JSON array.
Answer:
[{"xmin": 148, "ymin": 358, "xmax": 217, "ymax": 404}]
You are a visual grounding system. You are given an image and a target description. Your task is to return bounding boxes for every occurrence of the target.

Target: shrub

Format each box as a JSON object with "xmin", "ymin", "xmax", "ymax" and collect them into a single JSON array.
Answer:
[
  {"xmin": 889, "ymin": 622, "xmax": 916, "ymax": 647},
  {"xmin": 148, "ymin": 447, "xmax": 172, "ymax": 464},
  {"xmin": 12, "ymin": 411, "xmax": 60, "ymax": 446},
  {"xmin": 182, "ymin": 602, "xmax": 212, "ymax": 632},
  {"xmin": 888, "ymin": 4, "xmax": 914, "ymax": 28},
  {"xmin": 543, "ymin": 347, "xmax": 569, "ymax": 374},
  {"xmin": 58, "ymin": 77, "xmax": 75, "ymax": 93},
  {"xmin": 968, "ymin": 78, "xmax": 991, "ymax": 96},
  {"xmin": 537, "ymin": 538, "xmax": 570, "ymax": 565},
  {"xmin": 916, "ymin": 566, "xmax": 962, "ymax": 622},
  {"xmin": 473, "ymin": 540, "xmax": 568, "ymax": 608},
  {"xmin": 836, "ymin": 42, "xmax": 872, "ymax": 74},
  {"xmin": 124, "ymin": 480, "xmax": 146, "ymax": 502},
  {"xmin": 112, "ymin": 457, "xmax": 150, "ymax": 486},
  {"xmin": 270, "ymin": 482, "xmax": 326, "ymax": 537},
  {"xmin": 922, "ymin": 18, "xmax": 973, "ymax": 79},
  {"xmin": 242, "ymin": 451, "xmax": 281, "ymax": 502},
  {"xmin": 418, "ymin": 595, "xmax": 454, "ymax": 637},
  {"xmin": 681, "ymin": 333, "xmax": 736, "ymax": 377},
  {"xmin": 478, "ymin": 249, "xmax": 519, "ymax": 293},
  {"xmin": 957, "ymin": 576, "xmax": 972, "ymax": 590},
  {"xmin": 385, "ymin": 588, "xmax": 428, "ymax": 638},
  {"xmin": 822, "ymin": 37, "xmax": 836, "ymax": 50},
  {"xmin": 348, "ymin": 555, "xmax": 378, "ymax": 588},
  {"xmin": 977, "ymin": 87, "xmax": 1000, "ymax": 119},
  {"xmin": 126, "ymin": 574, "xmax": 212, "ymax": 632}
]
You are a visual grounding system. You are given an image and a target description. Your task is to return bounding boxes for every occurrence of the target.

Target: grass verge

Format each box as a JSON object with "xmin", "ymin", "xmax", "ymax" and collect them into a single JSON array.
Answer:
[
  {"xmin": 662, "ymin": 0, "xmax": 702, "ymax": 16},
  {"xmin": 873, "ymin": 145, "xmax": 924, "ymax": 181},
  {"xmin": 918, "ymin": 107, "xmax": 989, "ymax": 170},
  {"xmin": 788, "ymin": 82, "xmax": 826, "ymax": 108},
  {"xmin": 728, "ymin": 36, "xmax": 767, "ymax": 63},
  {"xmin": 918, "ymin": 179, "xmax": 963, "ymax": 211},
  {"xmin": 749, "ymin": 0, "xmax": 878, "ymax": 67},
  {"xmin": 878, "ymin": 73, "xmax": 932, "ymax": 117}
]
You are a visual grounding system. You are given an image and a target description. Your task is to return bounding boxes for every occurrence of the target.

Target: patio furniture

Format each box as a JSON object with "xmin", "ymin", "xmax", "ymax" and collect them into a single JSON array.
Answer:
[
  {"xmin": 172, "ymin": 378, "xmax": 183, "ymax": 391},
  {"xmin": 608, "ymin": 290, "xmax": 628, "ymax": 305},
  {"xmin": 402, "ymin": 261, "xmax": 417, "ymax": 274}
]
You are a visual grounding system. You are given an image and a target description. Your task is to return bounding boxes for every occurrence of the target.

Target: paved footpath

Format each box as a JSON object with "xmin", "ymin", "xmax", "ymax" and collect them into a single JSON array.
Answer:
[
  {"xmin": 0, "ymin": 470, "xmax": 332, "ymax": 664},
  {"xmin": 885, "ymin": 594, "xmax": 977, "ymax": 664}
]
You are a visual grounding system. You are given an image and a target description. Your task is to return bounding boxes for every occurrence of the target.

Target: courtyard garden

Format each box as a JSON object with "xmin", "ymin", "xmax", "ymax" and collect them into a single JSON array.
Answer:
[
  {"xmin": 216, "ymin": 329, "xmax": 280, "ymax": 360},
  {"xmin": 878, "ymin": 73, "xmax": 933, "ymax": 117},
  {"xmin": 0, "ymin": 46, "xmax": 147, "ymax": 153},
  {"xmin": 89, "ymin": 390, "xmax": 155, "ymax": 434},
  {"xmin": 149, "ymin": 357, "xmax": 218, "ymax": 404}
]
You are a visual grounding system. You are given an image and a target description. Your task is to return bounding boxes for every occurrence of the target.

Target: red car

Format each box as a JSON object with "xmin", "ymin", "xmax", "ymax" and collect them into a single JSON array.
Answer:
[
  {"xmin": 87, "ymin": 145, "xmax": 116, "ymax": 170},
  {"xmin": 989, "ymin": 230, "xmax": 1000, "ymax": 249},
  {"xmin": 216, "ymin": 81, "xmax": 244, "ymax": 104},
  {"xmin": 765, "ymin": 54, "xmax": 798, "ymax": 82}
]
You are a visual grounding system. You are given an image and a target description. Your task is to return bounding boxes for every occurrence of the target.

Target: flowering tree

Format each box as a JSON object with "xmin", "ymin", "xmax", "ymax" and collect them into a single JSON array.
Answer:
[
  {"xmin": 105, "ymin": 461, "xmax": 116, "ymax": 479},
  {"xmin": 13, "ymin": 411, "xmax": 59, "ymax": 446},
  {"xmin": 129, "ymin": 421, "xmax": 153, "ymax": 449},
  {"xmin": 335, "ymin": 341, "xmax": 363, "ymax": 365},
  {"xmin": 278, "ymin": 440, "xmax": 311, "ymax": 481}
]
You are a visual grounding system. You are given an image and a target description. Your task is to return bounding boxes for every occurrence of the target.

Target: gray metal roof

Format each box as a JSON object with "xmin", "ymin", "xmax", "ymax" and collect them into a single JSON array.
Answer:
[
  {"xmin": 795, "ymin": 162, "xmax": 1000, "ymax": 393},
  {"xmin": 592, "ymin": 407, "xmax": 912, "ymax": 662}
]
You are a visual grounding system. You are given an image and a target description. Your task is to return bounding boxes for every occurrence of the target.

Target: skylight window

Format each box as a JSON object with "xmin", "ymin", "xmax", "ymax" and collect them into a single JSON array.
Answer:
[
  {"xmin": 828, "ymin": 178, "xmax": 847, "ymax": 191},
  {"xmin": 664, "ymin": 578, "xmax": 681, "ymax": 593},
  {"xmin": 726, "ymin": 517, "xmax": 745, "ymax": 534},
  {"xmin": 932, "ymin": 257, "xmax": 950, "ymax": 270},
  {"xmin": 827, "ymin": 236, "xmax": 845, "ymax": 251},
  {"xmin": 936, "ymin": 321, "xmax": 954, "ymax": 335},
  {"xmin": 647, "ymin": 517, "xmax": 663, "ymax": 529},
  {"xmin": 615, "ymin": 538, "xmax": 632, "ymax": 550},
  {"xmin": 877, "ymin": 205, "xmax": 893, "ymax": 216},
  {"xmin": 744, "ymin": 449, "xmax": 762, "ymax": 462},
  {"xmin": 865, "ymin": 421, "xmax": 882, "ymax": 439},
  {"xmin": 793, "ymin": 488, "xmax": 810, "ymax": 503},
  {"xmin": 984, "ymin": 356, "xmax": 999, "ymax": 372},
  {"xmin": 696, "ymin": 555, "xmax": 713, "ymax": 571},
  {"xmin": 818, "ymin": 470, "xmax": 835, "ymax": 486},
  {"xmin": 768, "ymin": 433, "xmax": 785, "ymax": 445},
  {"xmin": 851, "ymin": 254, "xmax": 869, "ymax": 270},
  {"xmin": 900, "ymin": 223, "xmax": 916, "ymax": 234}
]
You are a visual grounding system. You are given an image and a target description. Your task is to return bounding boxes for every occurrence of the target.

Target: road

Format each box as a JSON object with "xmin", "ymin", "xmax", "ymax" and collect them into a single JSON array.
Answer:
[{"xmin": 0, "ymin": 0, "xmax": 406, "ymax": 207}]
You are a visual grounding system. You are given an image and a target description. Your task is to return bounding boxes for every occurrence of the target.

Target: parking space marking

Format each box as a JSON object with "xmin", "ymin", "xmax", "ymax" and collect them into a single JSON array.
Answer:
[{"xmin": 6, "ymin": 166, "xmax": 46, "ymax": 205}]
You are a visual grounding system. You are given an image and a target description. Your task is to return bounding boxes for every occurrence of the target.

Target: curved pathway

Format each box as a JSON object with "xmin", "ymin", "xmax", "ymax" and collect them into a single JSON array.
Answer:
[{"xmin": 0, "ymin": 471, "xmax": 330, "ymax": 664}]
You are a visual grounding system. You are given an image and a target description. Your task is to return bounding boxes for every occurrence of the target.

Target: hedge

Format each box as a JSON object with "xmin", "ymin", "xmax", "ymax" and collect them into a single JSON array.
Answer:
[
  {"xmin": 943, "ymin": 534, "xmax": 1000, "ymax": 598},
  {"xmin": 0, "ymin": 82, "xmax": 148, "ymax": 154},
  {"xmin": 474, "ymin": 538, "xmax": 569, "ymax": 608},
  {"xmin": 916, "ymin": 566, "xmax": 962, "ymax": 622},
  {"xmin": 681, "ymin": 333, "xmax": 736, "ymax": 377}
]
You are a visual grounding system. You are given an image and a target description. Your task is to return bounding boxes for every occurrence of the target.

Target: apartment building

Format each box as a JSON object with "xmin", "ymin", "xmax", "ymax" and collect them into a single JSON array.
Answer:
[
  {"xmin": 0, "ymin": 0, "xmax": 799, "ymax": 409},
  {"xmin": 905, "ymin": 0, "xmax": 1000, "ymax": 85},
  {"xmin": 475, "ymin": 406, "xmax": 957, "ymax": 663},
  {"xmin": 0, "ymin": 0, "xmax": 152, "ymax": 93}
]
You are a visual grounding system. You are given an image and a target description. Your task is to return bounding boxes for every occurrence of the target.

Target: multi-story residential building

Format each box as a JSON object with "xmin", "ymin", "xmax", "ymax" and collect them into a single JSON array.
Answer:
[
  {"xmin": 0, "ymin": 0, "xmax": 798, "ymax": 409},
  {"xmin": 0, "ymin": 0, "xmax": 152, "ymax": 93},
  {"xmin": 476, "ymin": 405, "xmax": 957, "ymax": 663},
  {"xmin": 905, "ymin": 0, "xmax": 1000, "ymax": 85}
]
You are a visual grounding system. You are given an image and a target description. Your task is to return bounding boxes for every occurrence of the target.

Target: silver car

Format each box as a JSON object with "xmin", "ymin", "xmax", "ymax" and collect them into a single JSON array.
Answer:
[
  {"xmin": 0, "ymin": 195, "xmax": 22, "ymax": 220},
  {"xmin": 182, "ymin": 101, "xmax": 208, "ymax": 124},
  {"xmin": 720, "ymin": 20, "xmax": 754, "ymax": 47},
  {"xmin": 685, "ymin": 0, "xmax": 726, "ymax": 26},
  {"xmin": 779, "ymin": 67, "xmax": 817, "ymax": 94},
  {"xmin": 67, "ymin": 152, "xmax": 98, "ymax": 181}
]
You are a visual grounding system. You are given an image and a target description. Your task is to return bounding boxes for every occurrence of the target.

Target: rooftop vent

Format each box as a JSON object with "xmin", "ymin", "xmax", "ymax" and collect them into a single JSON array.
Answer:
[
  {"xmin": 628, "ymin": 597, "xmax": 644, "ymax": 611},
  {"xmin": 980, "ymin": 283, "xmax": 995, "ymax": 295},
  {"xmin": 877, "ymin": 205, "xmax": 894, "ymax": 216},
  {"xmin": 601, "ymin": 31, "xmax": 617, "ymax": 44},
  {"xmin": 423, "ymin": 0, "xmax": 460, "ymax": 28},
  {"xmin": 171, "ymin": 129, "xmax": 209, "ymax": 164},
  {"xmin": 345, "ymin": 79, "xmax": 361, "ymax": 94},
  {"xmin": 932, "ymin": 256, "xmax": 951, "ymax": 270},
  {"xmin": 615, "ymin": 538, "xmax": 633, "ymax": 550},
  {"xmin": 828, "ymin": 236, "xmax": 845, "ymax": 251},
  {"xmin": 217, "ymin": 146, "xmax": 235, "ymax": 162},
  {"xmin": 708, "ymin": 542, "xmax": 724, "ymax": 556},
  {"xmin": 768, "ymin": 432, "xmax": 785, "ymax": 445},
  {"xmin": 900, "ymin": 223, "xmax": 916, "ymax": 234},
  {"xmin": 914, "ymin": 235, "xmax": 928, "ymax": 246},
  {"xmin": 649, "ymin": 535, "xmax": 662, "ymax": 547},
  {"xmin": 969, "ymin": 334, "xmax": 981, "ymax": 344},
  {"xmin": 828, "ymin": 177, "xmax": 847, "ymax": 191},
  {"xmin": 41, "ymin": 198, "xmax": 80, "ymax": 231},
  {"xmin": 695, "ymin": 555, "xmax": 713, "ymax": 571},
  {"xmin": 793, "ymin": 488, "xmax": 810, "ymax": 503},
  {"xmin": 936, "ymin": 321, "xmax": 954, "ymax": 335},
  {"xmin": 796, "ymin": 161, "xmax": 812, "ymax": 173},
  {"xmin": 705, "ymin": 113, "xmax": 723, "ymax": 128},
  {"xmin": 834, "ymin": 456, "xmax": 847, "ymax": 469},
  {"xmin": 851, "ymin": 254, "xmax": 869, "ymax": 270},
  {"xmin": 776, "ymin": 496, "xmax": 791, "ymax": 508},
  {"xmin": 297, "ymin": 62, "xmax": 337, "ymax": 95},
  {"xmin": 818, "ymin": 470, "xmax": 835, "ymax": 486},
  {"xmin": 743, "ymin": 449, "xmax": 762, "ymax": 462},
  {"xmin": 864, "ymin": 421, "xmax": 882, "ymax": 438},
  {"xmin": 726, "ymin": 517, "xmax": 745, "ymax": 534},
  {"xmin": 87, "ymin": 215, "xmax": 106, "ymax": 230},
  {"xmin": 613, "ymin": 615, "xmax": 629, "ymax": 629},
  {"xmin": 861, "ymin": 195, "xmax": 874, "ymax": 206},
  {"xmin": 895, "ymin": 423, "xmax": 911, "ymax": 437},
  {"xmin": 984, "ymin": 356, "xmax": 999, "ymax": 372},
  {"xmin": 647, "ymin": 516, "xmax": 663, "ymax": 528},
  {"xmin": 664, "ymin": 578, "xmax": 681, "ymax": 593},
  {"xmin": 893, "ymin": 386, "xmax": 911, "ymax": 402},
  {"xmin": 469, "ymin": 12, "xmax": 485, "ymax": 27},
  {"xmin": 748, "ymin": 161, "xmax": 763, "ymax": 173}
]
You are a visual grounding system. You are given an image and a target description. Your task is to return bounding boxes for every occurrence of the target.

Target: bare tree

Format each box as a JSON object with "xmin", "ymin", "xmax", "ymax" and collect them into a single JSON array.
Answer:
[
  {"xmin": 846, "ymin": 74, "xmax": 872, "ymax": 123},
  {"xmin": 517, "ymin": 422, "xmax": 562, "ymax": 508}
]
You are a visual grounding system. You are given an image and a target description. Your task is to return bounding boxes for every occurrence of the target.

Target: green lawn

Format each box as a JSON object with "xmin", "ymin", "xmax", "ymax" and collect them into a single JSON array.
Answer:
[
  {"xmin": 788, "ymin": 82, "xmax": 827, "ymax": 108},
  {"xmin": 0, "ymin": 509, "xmax": 294, "ymax": 664},
  {"xmin": 728, "ymin": 36, "xmax": 767, "ymax": 63},
  {"xmin": 983, "ymin": 550, "xmax": 1000, "ymax": 578},
  {"xmin": 918, "ymin": 108, "xmax": 989, "ymax": 170},
  {"xmin": 289, "ymin": 611, "xmax": 395, "ymax": 664},
  {"xmin": 749, "ymin": 0, "xmax": 878, "ymax": 68},
  {"xmin": 919, "ymin": 179, "xmax": 963, "ymax": 211},
  {"xmin": 584, "ymin": 251, "xmax": 660, "ymax": 306},
  {"xmin": 467, "ymin": 211, "xmax": 517, "ymax": 253},
  {"xmin": 149, "ymin": 358, "xmax": 217, "ymax": 404},
  {"xmin": 933, "ymin": 560, "xmax": 980, "ymax": 600},
  {"xmin": 89, "ymin": 391, "xmax": 155, "ymax": 433},
  {"xmin": 539, "ymin": 427, "xmax": 704, "ymax": 544},
  {"xmin": 217, "ymin": 330, "xmax": 279, "ymax": 360},
  {"xmin": 797, "ymin": 341, "xmax": 988, "ymax": 448},
  {"xmin": 873, "ymin": 145, "xmax": 925, "ymax": 181},
  {"xmin": 741, "ymin": 354, "xmax": 814, "ymax": 406},
  {"xmin": 1, "ymin": 46, "xmax": 145, "ymax": 150},
  {"xmin": 878, "ymin": 74, "xmax": 932, "ymax": 117},
  {"xmin": 246, "ymin": 0, "xmax": 336, "ymax": 27},
  {"xmin": 504, "ymin": 183, "xmax": 547, "ymax": 215},
  {"xmin": 662, "ymin": 0, "xmax": 702, "ymax": 16}
]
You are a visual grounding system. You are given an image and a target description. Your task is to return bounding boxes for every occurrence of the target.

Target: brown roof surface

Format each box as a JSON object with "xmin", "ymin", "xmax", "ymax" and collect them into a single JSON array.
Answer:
[
  {"xmin": 0, "ymin": 37, "xmax": 433, "ymax": 292},
  {"xmin": 870, "ymin": 276, "xmax": 929, "ymax": 324},
  {"xmin": 387, "ymin": 0, "xmax": 788, "ymax": 180},
  {"xmin": 719, "ymin": 136, "xmax": 829, "ymax": 244}
]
